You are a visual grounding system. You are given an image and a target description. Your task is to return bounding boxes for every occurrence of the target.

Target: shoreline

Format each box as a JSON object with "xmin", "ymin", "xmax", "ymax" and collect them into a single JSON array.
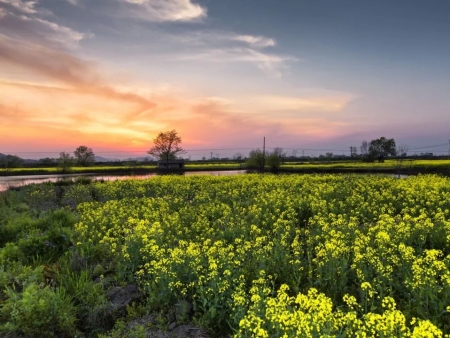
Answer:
[
  {"xmin": 0, "ymin": 166, "xmax": 243, "ymax": 177},
  {"xmin": 1, "ymin": 165, "xmax": 450, "ymax": 177}
]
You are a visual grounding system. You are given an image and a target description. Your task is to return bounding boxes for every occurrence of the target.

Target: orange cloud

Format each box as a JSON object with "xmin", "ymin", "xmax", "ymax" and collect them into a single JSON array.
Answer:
[
  {"xmin": 255, "ymin": 95, "xmax": 355, "ymax": 113},
  {"xmin": 0, "ymin": 26, "xmax": 357, "ymax": 158},
  {"xmin": 1, "ymin": 75, "xmax": 355, "ymax": 157},
  {"xmin": 0, "ymin": 75, "xmax": 356, "ymax": 156}
]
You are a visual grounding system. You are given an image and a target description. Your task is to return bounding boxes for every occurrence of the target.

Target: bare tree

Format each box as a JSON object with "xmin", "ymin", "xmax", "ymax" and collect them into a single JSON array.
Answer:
[
  {"xmin": 58, "ymin": 152, "xmax": 75, "ymax": 173},
  {"xmin": 396, "ymin": 144, "xmax": 409, "ymax": 157},
  {"xmin": 273, "ymin": 147, "xmax": 284, "ymax": 157},
  {"xmin": 147, "ymin": 130, "xmax": 186, "ymax": 168},
  {"xmin": 395, "ymin": 144, "xmax": 409, "ymax": 172},
  {"xmin": 233, "ymin": 152, "xmax": 243, "ymax": 161},
  {"xmin": 350, "ymin": 146, "xmax": 358, "ymax": 158},
  {"xmin": 360, "ymin": 140, "xmax": 369, "ymax": 157},
  {"xmin": 233, "ymin": 152, "xmax": 244, "ymax": 166},
  {"xmin": 74, "ymin": 146, "xmax": 95, "ymax": 166}
]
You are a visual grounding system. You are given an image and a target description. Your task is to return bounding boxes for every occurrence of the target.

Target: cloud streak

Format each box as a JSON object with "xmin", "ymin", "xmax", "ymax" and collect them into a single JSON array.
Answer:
[
  {"xmin": 0, "ymin": 0, "xmax": 85, "ymax": 49},
  {"xmin": 171, "ymin": 30, "xmax": 292, "ymax": 77},
  {"xmin": 0, "ymin": 33, "xmax": 157, "ymax": 111},
  {"xmin": 232, "ymin": 35, "xmax": 276, "ymax": 48},
  {"xmin": 121, "ymin": 0, "xmax": 206, "ymax": 22},
  {"xmin": 0, "ymin": 0, "xmax": 37, "ymax": 14},
  {"xmin": 179, "ymin": 47, "xmax": 296, "ymax": 77},
  {"xmin": 256, "ymin": 95, "xmax": 355, "ymax": 113}
]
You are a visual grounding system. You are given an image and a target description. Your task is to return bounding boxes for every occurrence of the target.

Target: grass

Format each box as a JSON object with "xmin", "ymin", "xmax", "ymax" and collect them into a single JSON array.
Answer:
[
  {"xmin": 1, "ymin": 159, "xmax": 449, "ymax": 177},
  {"xmin": 0, "ymin": 163, "xmax": 244, "ymax": 176},
  {"xmin": 281, "ymin": 159, "xmax": 450, "ymax": 169}
]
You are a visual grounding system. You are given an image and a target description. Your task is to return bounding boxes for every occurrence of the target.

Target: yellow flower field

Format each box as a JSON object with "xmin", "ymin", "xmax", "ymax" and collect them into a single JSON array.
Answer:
[
  {"xmin": 69, "ymin": 174, "xmax": 450, "ymax": 336},
  {"xmin": 2, "ymin": 173, "xmax": 450, "ymax": 336}
]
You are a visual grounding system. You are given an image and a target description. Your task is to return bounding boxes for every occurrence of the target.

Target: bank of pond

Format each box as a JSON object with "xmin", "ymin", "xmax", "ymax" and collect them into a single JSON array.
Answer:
[{"xmin": 1, "ymin": 158, "xmax": 450, "ymax": 178}]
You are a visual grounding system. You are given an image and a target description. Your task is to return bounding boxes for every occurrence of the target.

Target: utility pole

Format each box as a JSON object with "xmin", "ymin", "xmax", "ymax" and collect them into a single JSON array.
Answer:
[
  {"xmin": 210, "ymin": 152, "xmax": 213, "ymax": 161},
  {"xmin": 263, "ymin": 137, "xmax": 266, "ymax": 171}
]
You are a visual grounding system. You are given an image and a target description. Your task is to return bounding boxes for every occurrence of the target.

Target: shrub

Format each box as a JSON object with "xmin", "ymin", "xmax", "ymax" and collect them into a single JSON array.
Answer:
[{"xmin": 0, "ymin": 283, "xmax": 77, "ymax": 337}]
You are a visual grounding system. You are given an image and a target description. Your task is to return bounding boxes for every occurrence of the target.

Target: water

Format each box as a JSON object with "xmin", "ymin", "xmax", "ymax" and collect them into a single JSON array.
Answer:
[
  {"xmin": 0, "ymin": 171, "xmax": 411, "ymax": 192},
  {"xmin": 0, "ymin": 171, "xmax": 247, "ymax": 192}
]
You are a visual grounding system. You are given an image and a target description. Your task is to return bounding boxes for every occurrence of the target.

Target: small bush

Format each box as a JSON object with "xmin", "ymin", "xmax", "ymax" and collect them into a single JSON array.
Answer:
[
  {"xmin": 0, "ymin": 283, "xmax": 77, "ymax": 337},
  {"xmin": 57, "ymin": 268, "xmax": 112, "ymax": 334}
]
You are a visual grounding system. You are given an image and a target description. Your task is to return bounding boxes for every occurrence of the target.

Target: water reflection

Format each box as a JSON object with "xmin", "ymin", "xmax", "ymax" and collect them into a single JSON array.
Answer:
[{"xmin": 0, "ymin": 171, "xmax": 247, "ymax": 192}]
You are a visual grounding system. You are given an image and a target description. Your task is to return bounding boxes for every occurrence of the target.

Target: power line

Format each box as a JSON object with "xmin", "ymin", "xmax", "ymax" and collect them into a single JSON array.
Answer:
[
  {"xmin": 409, "ymin": 143, "xmax": 449, "ymax": 151},
  {"xmin": 6, "ymin": 148, "xmax": 260, "ymax": 154},
  {"xmin": 4, "ymin": 142, "xmax": 450, "ymax": 157}
]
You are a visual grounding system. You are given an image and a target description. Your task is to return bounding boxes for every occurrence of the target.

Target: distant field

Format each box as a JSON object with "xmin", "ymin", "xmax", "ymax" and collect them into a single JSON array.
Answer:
[
  {"xmin": 2, "ymin": 159, "xmax": 450, "ymax": 176},
  {"xmin": 281, "ymin": 159, "xmax": 450, "ymax": 170},
  {"xmin": 186, "ymin": 163, "xmax": 243, "ymax": 169},
  {"xmin": 4, "ymin": 165, "xmax": 157, "ymax": 173},
  {"xmin": 2, "ymin": 163, "xmax": 242, "ymax": 174}
]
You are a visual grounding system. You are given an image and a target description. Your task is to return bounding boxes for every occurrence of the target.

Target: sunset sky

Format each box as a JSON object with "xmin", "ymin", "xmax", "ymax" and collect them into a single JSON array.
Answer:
[{"xmin": 1, "ymin": 0, "xmax": 450, "ymax": 159}]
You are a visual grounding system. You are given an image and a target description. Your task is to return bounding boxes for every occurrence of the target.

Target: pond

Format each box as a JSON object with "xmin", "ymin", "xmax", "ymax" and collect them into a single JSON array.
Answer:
[{"xmin": 0, "ymin": 170, "xmax": 247, "ymax": 192}]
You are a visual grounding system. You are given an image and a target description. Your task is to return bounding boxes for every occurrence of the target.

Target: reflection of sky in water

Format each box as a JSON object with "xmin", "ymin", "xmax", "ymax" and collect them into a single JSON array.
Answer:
[{"xmin": 0, "ymin": 171, "xmax": 247, "ymax": 192}]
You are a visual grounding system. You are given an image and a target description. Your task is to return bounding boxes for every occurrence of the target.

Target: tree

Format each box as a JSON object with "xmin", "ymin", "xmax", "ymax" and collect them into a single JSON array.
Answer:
[
  {"xmin": 233, "ymin": 152, "xmax": 244, "ymax": 167},
  {"xmin": 246, "ymin": 148, "xmax": 283, "ymax": 172},
  {"xmin": 246, "ymin": 149, "xmax": 265, "ymax": 172},
  {"xmin": 396, "ymin": 144, "xmax": 408, "ymax": 158},
  {"xmin": 74, "ymin": 146, "xmax": 95, "ymax": 166},
  {"xmin": 233, "ymin": 152, "xmax": 243, "ymax": 162},
  {"xmin": 266, "ymin": 148, "xmax": 283, "ymax": 172},
  {"xmin": 273, "ymin": 148, "xmax": 285, "ymax": 162},
  {"xmin": 369, "ymin": 137, "xmax": 396, "ymax": 162},
  {"xmin": 0, "ymin": 155, "xmax": 23, "ymax": 171},
  {"xmin": 39, "ymin": 157, "xmax": 57, "ymax": 166},
  {"xmin": 395, "ymin": 144, "xmax": 409, "ymax": 172},
  {"xmin": 360, "ymin": 140, "xmax": 369, "ymax": 157},
  {"xmin": 58, "ymin": 152, "xmax": 75, "ymax": 173},
  {"xmin": 350, "ymin": 146, "xmax": 358, "ymax": 158},
  {"xmin": 147, "ymin": 130, "xmax": 186, "ymax": 168}
]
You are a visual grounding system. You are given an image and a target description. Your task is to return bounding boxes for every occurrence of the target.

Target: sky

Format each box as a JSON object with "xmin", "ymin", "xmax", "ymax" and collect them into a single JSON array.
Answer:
[{"xmin": 1, "ymin": 0, "xmax": 450, "ymax": 159}]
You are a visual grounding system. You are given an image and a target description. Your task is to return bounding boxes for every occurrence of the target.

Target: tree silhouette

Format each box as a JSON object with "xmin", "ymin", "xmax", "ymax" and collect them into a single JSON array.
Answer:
[
  {"xmin": 74, "ymin": 146, "xmax": 95, "ymax": 166},
  {"xmin": 369, "ymin": 137, "xmax": 396, "ymax": 162},
  {"xmin": 147, "ymin": 130, "xmax": 186, "ymax": 168},
  {"xmin": 58, "ymin": 152, "xmax": 75, "ymax": 173},
  {"xmin": 0, "ymin": 155, "xmax": 23, "ymax": 171}
]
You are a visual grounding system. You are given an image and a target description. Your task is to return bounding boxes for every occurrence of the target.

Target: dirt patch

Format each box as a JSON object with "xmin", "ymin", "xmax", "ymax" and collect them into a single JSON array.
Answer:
[
  {"xmin": 128, "ymin": 316, "xmax": 209, "ymax": 338},
  {"xmin": 106, "ymin": 284, "xmax": 143, "ymax": 317}
]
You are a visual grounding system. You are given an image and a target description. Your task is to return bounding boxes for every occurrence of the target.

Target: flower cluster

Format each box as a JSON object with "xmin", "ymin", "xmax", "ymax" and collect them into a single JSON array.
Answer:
[{"xmin": 70, "ymin": 174, "xmax": 450, "ymax": 335}]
